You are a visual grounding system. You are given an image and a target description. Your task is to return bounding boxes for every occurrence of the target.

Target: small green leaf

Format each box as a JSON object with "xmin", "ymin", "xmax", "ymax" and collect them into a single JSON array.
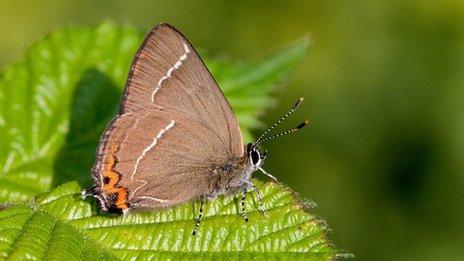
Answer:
[
  {"xmin": 0, "ymin": 23, "xmax": 308, "ymax": 203},
  {"xmin": 0, "ymin": 180, "xmax": 343, "ymax": 260}
]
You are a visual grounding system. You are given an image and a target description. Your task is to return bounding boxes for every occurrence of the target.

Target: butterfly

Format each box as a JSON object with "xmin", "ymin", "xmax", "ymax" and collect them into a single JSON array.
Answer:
[{"xmin": 83, "ymin": 23, "xmax": 307, "ymax": 235}]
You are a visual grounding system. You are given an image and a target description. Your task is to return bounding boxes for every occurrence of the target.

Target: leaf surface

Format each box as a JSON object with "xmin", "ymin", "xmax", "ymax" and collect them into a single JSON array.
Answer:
[{"xmin": 0, "ymin": 181, "xmax": 342, "ymax": 260}]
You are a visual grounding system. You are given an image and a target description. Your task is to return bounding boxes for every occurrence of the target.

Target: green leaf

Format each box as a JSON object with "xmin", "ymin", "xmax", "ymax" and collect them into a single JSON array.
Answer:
[
  {"xmin": 0, "ymin": 23, "xmax": 348, "ymax": 259},
  {"xmin": 0, "ymin": 22, "xmax": 308, "ymax": 203},
  {"xmin": 0, "ymin": 180, "xmax": 344, "ymax": 260}
]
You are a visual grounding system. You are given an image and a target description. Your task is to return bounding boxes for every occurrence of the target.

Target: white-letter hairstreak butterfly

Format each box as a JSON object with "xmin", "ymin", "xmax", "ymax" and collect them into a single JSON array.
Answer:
[{"xmin": 83, "ymin": 23, "xmax": 308, "ymax": 235}]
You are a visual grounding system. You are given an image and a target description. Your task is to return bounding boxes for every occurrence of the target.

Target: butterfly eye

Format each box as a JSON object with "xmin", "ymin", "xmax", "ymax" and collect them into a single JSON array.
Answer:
[{"xmin": 251, "ymin": 150, "xmax": 260, "ymax": 166}]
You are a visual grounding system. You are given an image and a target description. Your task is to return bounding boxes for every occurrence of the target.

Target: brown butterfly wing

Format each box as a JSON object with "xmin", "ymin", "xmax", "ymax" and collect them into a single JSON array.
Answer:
[
  {"xmin": 120, "ymin": 23, "xmax": 243, "ymax": 157},
  {"xmin": 92, "ymin": 24, "xmax": 243, "ymax": 210},
  {"xmin": 95, "ymin": 110, "xmax": 228, "ymax": 209}
]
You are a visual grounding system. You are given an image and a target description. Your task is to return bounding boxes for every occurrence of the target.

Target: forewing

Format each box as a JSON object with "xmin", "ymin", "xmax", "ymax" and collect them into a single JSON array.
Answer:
[{"xmin": 120, "ymin": 23, "xmax": 243, "ymax": 158}]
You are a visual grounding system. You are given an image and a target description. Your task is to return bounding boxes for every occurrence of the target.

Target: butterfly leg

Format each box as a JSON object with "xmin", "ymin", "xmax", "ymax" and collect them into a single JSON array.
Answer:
[
  {"xmin": 241, "ymin": 188, "xmax": 249, "ymax": 222},
  {"xmin": 259, "ymin": 167, "xmax": 278, "ymax": 182},
  {"xmin": 192, "ymin": 196, "xmax": 205, "ymax": 236},
  {"xmin": 243, "ymin": 180, "xmax": 267, "ymax": 215}
]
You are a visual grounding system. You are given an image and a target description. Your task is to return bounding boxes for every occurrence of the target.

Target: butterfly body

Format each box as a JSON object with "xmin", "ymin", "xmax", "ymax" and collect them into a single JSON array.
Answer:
[{"xmin": 209, "ymin": 154, "xmax": 253, "ymax": 198}]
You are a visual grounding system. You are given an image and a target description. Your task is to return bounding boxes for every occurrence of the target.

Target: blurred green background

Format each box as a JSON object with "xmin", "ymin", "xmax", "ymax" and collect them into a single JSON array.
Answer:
[{"xmin": 1, "ymin": 0, "xmax": 463, "ymax": 260}]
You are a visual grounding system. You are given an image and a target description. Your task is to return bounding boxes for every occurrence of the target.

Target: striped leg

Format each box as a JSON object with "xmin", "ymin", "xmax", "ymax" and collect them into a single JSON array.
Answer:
[
  {"xmin": 192, "ymin": 197, "xmax": 205, "ymax": 235},
  {"xmin": 241, "ymin": 188, "xmax": 249, "ymax": 222}
]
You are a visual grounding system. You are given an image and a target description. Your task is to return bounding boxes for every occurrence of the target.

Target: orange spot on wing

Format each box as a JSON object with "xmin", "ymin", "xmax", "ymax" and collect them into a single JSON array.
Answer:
[
  {"xmin": 100, "ymin": 144, "xmax": 129, "ymax": 211},
  {"xmin": 103, "ymin": 168, "xmax": 119, "ymax": 191},
  {"xmin": 115, "ymin": 188, "xmax": 128, "ymax": 210},
  {"xmin": 102, "ymin": 145, "xmax": 120, "ymax": 192}
]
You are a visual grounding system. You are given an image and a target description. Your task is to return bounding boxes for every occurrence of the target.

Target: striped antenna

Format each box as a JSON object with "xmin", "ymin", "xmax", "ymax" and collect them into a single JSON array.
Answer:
[
  {"xmin": 254, "ymin": 120, "xmax": 309, "ymax": 145},
  {"xmin": 254, "ymin": 97, "xmax": 304, "ymax": 145}
]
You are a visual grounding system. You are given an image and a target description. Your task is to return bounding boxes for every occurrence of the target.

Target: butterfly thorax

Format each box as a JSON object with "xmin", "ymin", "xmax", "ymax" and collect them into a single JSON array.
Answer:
[
  {"xmin": 209, "ymin": 156, "xmax": 252, "ymax": 198},
  {"xmin": 209, "ymin": 144, "xmax": 266, "ymax": 198}
]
